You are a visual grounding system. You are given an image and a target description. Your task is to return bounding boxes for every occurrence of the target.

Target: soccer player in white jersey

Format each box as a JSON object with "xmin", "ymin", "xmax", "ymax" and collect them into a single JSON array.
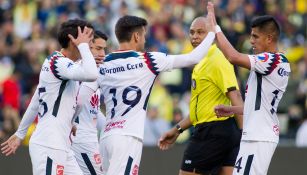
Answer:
[
  {"xmin": 207, "ymin": 3, "xmax": 291, "ymax": 175},
  {"xmin": 71, "ymin": 30, "xmax": 108, "ymax": 175},
  {"xmin": 76, "ymin": 14, "xmax": 217, "ymax": 174},
  {"xmin": 1, "ymin": 19, "xmax": 98, "ymax": 175}
]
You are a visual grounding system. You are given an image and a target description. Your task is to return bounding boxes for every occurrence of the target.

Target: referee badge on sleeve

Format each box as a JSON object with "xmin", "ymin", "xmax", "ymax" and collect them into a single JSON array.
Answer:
[{"xmin": 192, "ymin": 79, "xmax": 196, "ymax": 89}]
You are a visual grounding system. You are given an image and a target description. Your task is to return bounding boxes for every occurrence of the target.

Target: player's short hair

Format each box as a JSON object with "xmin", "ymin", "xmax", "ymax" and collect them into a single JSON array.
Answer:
[
  {"xmin": 115, "ymin": 15, "xmax": 148, "ymax": 43},
  {"xmin": 57, "ymin": 19, "xmax": 94, "ymax": 48},
  {"xmin": 251, "ymin": 15, "xmax": 281, "ymax": 42},
  {"xmin": 94, "ymin": 30, "xmax": 108, "ymax": 41}
]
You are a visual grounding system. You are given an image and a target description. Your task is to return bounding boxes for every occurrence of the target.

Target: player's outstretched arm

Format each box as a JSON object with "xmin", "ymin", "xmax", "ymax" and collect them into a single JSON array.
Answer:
[
  {"xmin": 13, "ymin": 87, "xmax": 40, "ymax": 141},
  {"xmin": 158, "ymin": 117, "xmax": 192, "ymax": 150},
  {"xmin": 207, "ymin": 2, "xmax": 251, "ymax": 70},
  {"xmin": 214, "ymin": 105, "xmax": 243, "ymax": 117},
  {"xmin": 1, "ymin": 88, "xmax": 40, "ymax": 156}
]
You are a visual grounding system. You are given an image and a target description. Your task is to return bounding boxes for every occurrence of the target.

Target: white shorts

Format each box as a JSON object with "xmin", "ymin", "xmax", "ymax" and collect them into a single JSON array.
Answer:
[
  {"xmin": 29, "ymin": 143, "xmax": 82, "ymax": 175},
  {"xmin": 99, "ymin": 135, "xmax": 143, "ymax": 175},
  {"xmin": 233, "ymin": 140, "xmax": 277, "ymax": 175},
  {"xmin": 71, "ymin": 142, "xmax": 103, "ymax": 175}
]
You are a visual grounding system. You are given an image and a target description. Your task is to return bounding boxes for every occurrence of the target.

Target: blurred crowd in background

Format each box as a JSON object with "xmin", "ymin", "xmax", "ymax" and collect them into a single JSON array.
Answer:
[{"xmin": 0, "ymin": 0, "xmax": 306, "ymax": 147}]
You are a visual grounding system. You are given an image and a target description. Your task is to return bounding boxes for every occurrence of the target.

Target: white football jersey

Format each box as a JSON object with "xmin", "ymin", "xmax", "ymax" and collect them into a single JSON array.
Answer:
[
  {"xmin": 97, "ymin": 50, "xmax": 174, "ymax": 140},
  {"xmin": 30, "ymin": 44, "xmax": 97, "ymax": 151},
  {"xmin": 73, "ymin": 82, "xmax": 102, "ymax": 143},
  {"xmin": 242, "ymin": 52, "xmax": 290, "ymax": 143}
]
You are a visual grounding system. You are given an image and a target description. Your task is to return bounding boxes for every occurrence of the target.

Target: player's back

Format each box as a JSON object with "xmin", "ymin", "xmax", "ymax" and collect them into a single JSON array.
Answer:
[
  {"xmin": 98, "ymin": 50, "xmax": 162, "ymax": 140},
  {"xmin": 30, "ymin": 51, "xmax": 79, "ymax": 151}
]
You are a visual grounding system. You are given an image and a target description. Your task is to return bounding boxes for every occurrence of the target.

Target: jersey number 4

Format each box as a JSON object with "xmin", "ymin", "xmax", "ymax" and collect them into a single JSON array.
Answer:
[
  {"xmin": 109, "ymin": 86, "xmax": 142, "ymax": 118},
  {"xmin": 234, "ymin": 154, "xmax": 254, "ymax": 174}
]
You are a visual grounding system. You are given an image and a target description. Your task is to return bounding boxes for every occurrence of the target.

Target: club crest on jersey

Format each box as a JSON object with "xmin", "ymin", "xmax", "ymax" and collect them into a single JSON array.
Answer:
[
  {"xmin": 56, "ymin": 165, "xmax": 64, "ymax": 175},
  {"xmin": 257, "ymin": 53, "xmax": 269, "ymax": 62},
  {"xmin": 273, "ymin": 125, "xmax": 279, "ymax": 136},
  {"xmin": 132, "ymin": 164, "xmax": 139, "ymax": 175},
  {"xmin": 94, "ymin": 154, "xmax": 101, "ymax": 164},
  {"xmin": 191, "ymin": 79, "xmax": 196, "ymax": 89}
]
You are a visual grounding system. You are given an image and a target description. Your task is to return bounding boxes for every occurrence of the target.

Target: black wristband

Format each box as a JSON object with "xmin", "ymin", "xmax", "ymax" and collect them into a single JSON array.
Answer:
[{"xmin": 176, "ymin": 124, "xmax": 184, "ymax": 134}]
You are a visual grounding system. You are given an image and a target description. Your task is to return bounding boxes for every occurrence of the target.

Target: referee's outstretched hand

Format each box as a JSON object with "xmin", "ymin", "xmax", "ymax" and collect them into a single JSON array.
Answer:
[
  {"xmin": 1, "ymin": 134, "xmax": 21, "ymax": 156},
  {"xmin": 158, "ymin": 127, "xmax": 180, "ymax": 151}
]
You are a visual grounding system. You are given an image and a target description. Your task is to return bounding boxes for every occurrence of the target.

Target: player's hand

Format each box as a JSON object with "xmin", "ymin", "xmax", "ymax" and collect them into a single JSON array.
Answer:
[
  {"xmin": 205, "ymin": 2, "xmax": 216, "ymax": 33},
  {"xmin": 207, "ymin": 2, "xmax": 217, "ymax": 26},
  {"xmin": 158, "ymin": 128, "xmax": 179, "ymax": 151},
  {"xmin": 68, "ymin": 26, "xmax": 94, "ymax": 46},
  {"xmin": 214, "ymin": 105, "xmax": 234, "ymax": 117},
  {"xmin": 1, "ymin": 135, "xmax": 21, "ymax": 156}
]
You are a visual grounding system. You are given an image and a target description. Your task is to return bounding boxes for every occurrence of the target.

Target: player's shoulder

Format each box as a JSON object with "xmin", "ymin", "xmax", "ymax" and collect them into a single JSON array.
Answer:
[
  {"xmin": 250, "ymin": 52, "xmax": 288, "ymax": 63},
  {"xmin": 143, "ymin": 51, "xmax": 167, "ymax": 60},
  {"xmin": 104, "ymin": 50, "xmax": 143, "ymax": 62},
  {"xmin": 47, "ymin": 51, "xmax": 72, "ymax": 67}
]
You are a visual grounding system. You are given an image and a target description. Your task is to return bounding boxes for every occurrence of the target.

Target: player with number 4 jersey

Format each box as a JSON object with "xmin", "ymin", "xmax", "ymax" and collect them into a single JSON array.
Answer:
[{"xmin": 209, "ymin": 2, "xmax": 290, "ymax": 175}]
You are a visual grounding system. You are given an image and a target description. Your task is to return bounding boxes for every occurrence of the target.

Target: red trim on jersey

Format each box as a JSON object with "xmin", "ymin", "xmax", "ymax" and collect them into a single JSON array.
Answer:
[
  {"xmin": 143, "ymin": 52, "xmax": 156, "ymax": 75},
  {"xmin": 266, "ymin": 54, "xmax": 281, "ymax": 75}
]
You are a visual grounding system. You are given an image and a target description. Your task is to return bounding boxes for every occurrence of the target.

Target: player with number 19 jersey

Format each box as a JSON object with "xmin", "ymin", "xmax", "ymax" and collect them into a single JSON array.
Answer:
[
  {"xmin": 97, "ymin": 51, "xmax": 177, "ymax": 140},
  {"xmin": 243, "ymin": 52, "xmax": 290, "ymax": 143}
]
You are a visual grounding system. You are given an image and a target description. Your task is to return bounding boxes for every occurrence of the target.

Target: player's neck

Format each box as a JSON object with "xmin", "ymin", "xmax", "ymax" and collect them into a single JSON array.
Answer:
[
  {"xmin": 266, "ymin": 44, "xmax": 278, "ymax": 53},
  {"xmin": 118, "ymin": 42, "xmax": 137, "ymax": 51},
  {"xmin": 61, "ymin": 48, "xmax": 78, "ymax": 62}
]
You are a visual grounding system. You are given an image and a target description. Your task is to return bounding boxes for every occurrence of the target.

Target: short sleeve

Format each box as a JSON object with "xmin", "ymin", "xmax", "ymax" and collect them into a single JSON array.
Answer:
[
  {"xmin": 143, "ymin": 52, "xmax": 174, "ymax": 74},
  {"xmin": 213, "ymin": 57, "xmax": 239, "ymax": 94},
  {"xmin": 248, "ymin": 52, "xmax": 281, "ymax": 75}
]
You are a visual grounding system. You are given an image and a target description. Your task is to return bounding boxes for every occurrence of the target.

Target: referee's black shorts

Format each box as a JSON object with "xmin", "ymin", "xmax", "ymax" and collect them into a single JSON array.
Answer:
[{"xmin": 181, "ymin": 117, "xmax": 241, "ymax": 175}]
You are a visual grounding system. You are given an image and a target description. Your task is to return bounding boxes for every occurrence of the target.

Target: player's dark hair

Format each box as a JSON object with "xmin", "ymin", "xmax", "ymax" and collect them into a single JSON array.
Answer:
[
  {"xmin": 115, "ymin": 15, "xmax": 148, "ymax": 43},
  {"xmin": 94, "ymin": 30, "xmax": 108, "ymax": 41},
  {"xmin": 57, "ymin": 19, "xmax": 94, "ymax": 48},
  {"xmin": 251, "ymin": 15, "xmax": 280, "ymax": 42}
]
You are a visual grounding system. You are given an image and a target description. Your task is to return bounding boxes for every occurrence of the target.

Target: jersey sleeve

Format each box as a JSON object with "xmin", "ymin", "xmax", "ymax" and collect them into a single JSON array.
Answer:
[
  {"xmin": 144, "ymin": 32, "xmax": 215, "ymax": 74},
  {"xmin": 212, "ymin": 57, "xmax": 239, "ymax": 94},
  {"xmin": 15, "ymin": 88, "xmax": 39, "ymax": 139},
  {"xmin": 143, "ymin": 52, "xmax": 173, "ymax": 75},
  {"xmin": 248, "ymin": 52, "xmax": 281, "ymax": 75},
  {"xmin": 50, "ymin": 43, "xmax": 98, "ymax": 81}
]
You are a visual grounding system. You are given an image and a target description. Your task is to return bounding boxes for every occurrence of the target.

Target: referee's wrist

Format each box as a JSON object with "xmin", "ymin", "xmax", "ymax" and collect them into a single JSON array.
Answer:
[{"xmin": 175, "ymin": 124, "xmax": 184, "ymax": 134}]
